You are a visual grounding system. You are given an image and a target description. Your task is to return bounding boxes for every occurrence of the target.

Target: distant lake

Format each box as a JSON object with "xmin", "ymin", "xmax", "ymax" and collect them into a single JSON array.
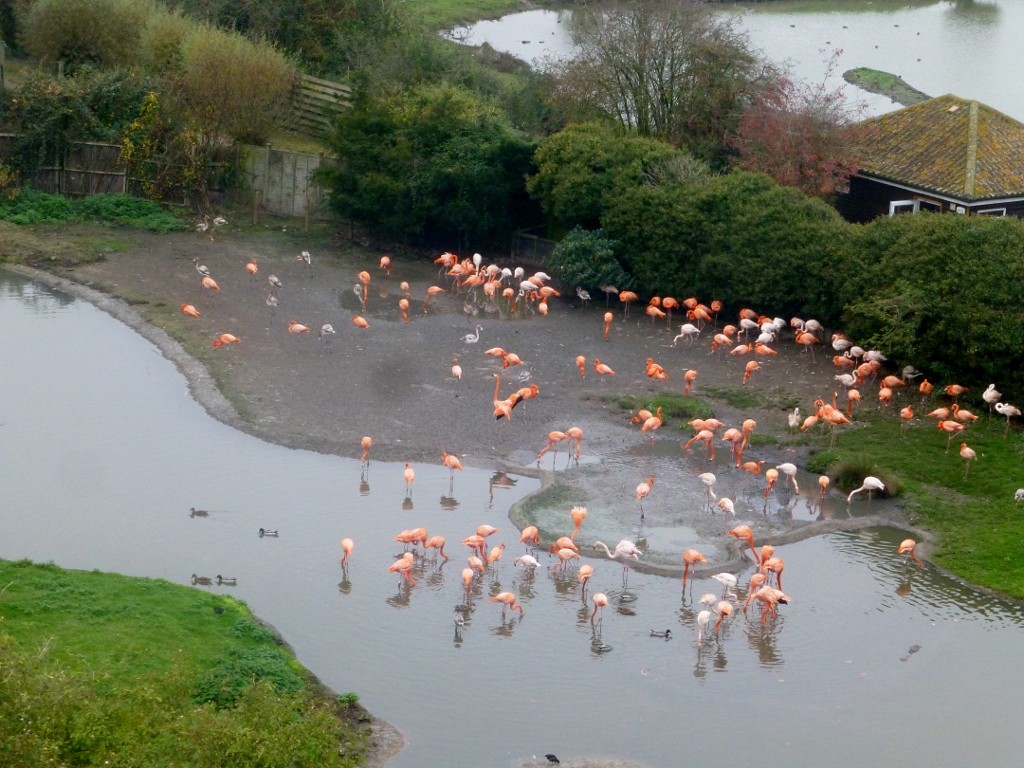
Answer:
[{"xmin": 450, "ymin": 0, "xmax": 1024, "ymax": 121}]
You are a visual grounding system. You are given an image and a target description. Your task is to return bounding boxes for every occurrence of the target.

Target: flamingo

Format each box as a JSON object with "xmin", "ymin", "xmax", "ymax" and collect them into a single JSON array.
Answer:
[
  {"xmin": 578, "ymin": 564, "xmax": 594, "ymax": 595},
  {"xmin": 698, "ymin": 472, "xmax": 717, "ymax": 506},
  {"xmin": 717, "ymin": 497, "xmax": 736, "ymax": 516},
  {"xmin": 265, "ymin": 293, "xmax": 278, "ymax": 316},
  {"xmin": 593, "ymin": 358, "xmax": 616, "ymax": 376},
  {"xmin": 761, "ymin": 556, "xmax": 785, "ymax": 590},
  {"xmin": 776, "ymin": 463, "xmax": 799, "ymax": 494},
  {"xmin": 360, "ymin": 436, "xmax": 372, "ymax": 465},
  {"xmin": 519, "ymin": 525, "xmax": 540, "ymax": 549},
  {"xmin": 403, "ymin": 463, "xmax": 415, "ymax": 494},
  {"xmin": 462, "ymin": 324, "xmax": 483, "ymax": 344},
  {"xmin": 711, "ymin": 572, "xmax": 738, "ymax": 601},
  {"xmin": 181, "ymin": 303, "xmax": 201, "ymax": 318},
  {"xmin": 550, "ymin": 547, "xmax": 580, "ymax": 572},
  {"xmin": 576, "ymin": 355, "xmax": 586, "ymax": 378},
  {"xmin": 201, "ymin": 275, "xmax": 220, "ymax": 293},
  {"xmin": 635, "ymin": 475, "xmax": 655, "ymax": 517},
  {"xmin": 959, "ymin": 442, "xmax": 977, "ymax": 478},
  {"xmin": 420, "ymin": 534, "xmax": 447, "ymax": 563},
  {"xmin": 593, "ymin": 539, "xmax": 642, "ymax": 582},
  {"xmin": 514, "ymin": 554, "xmax": 540, "ymax": 571},
  {"xmin": 570, "ymin": 506, "xmax": 588, "ymax": 540},
  {"xmin": 379, "ymin": 255, "xmax": 391, "ymax": 276},
  {"xmin": 743, "ymin": 573, "xmax": 768, "ymax": 612},
  {"xmin": 491, "ymin": 591, "xmax": 524, "ymax": 617},
  {"xmin": 451, "ymin": 357, "xmax": 462, "ymax": 381},
  {"xmin": 603, "ymin": 312, "xmax": 613, "ymax": 341},
  {"xmin": 288, "ymin": 320, "xmax": 310, "ymax": 334},
  {"xmin": 996, "ymin": 402, "xmax": 1021, "ymax": 436},
  {"xmin": 682, "ymin": 548, "xmax": 706, "ymax": 584},
  {"xmin": 340, "ymin": 537, "xmax": 353, "ymax": 565},
  {"xmin": 728, "ymin": 525, "xmax": 759, "ymax": 564},
  {"xmin": 898, "ymin": 538, "xmax": 922, "ymax": 567},
  {"xmin": 672, "ymin": 323, "xmax": 701, "ymax": 345},
  {"xmin": 684, "ymin": 369, "xmax": 698, "ymax": 395},
  {"xmin": 590, "ymin": 592, "xmax": 609, "ymax": 624},
  {"xmin": 847, "ymin": 476, "xmax": 885, "ymax": 503},
  {"xmin": 318, "ymin": 323, "xmax": 336, "ymax": 352},
  {"xmin": 818, "ymin": 475, "xmax": 830, "ymax": 496},
  {"xmin": 696, "ymin": 610, "xmax": 712, "ymax": 648},
  {"xmin": 982, "ymin": 384, "xmax": 1002, "ymax": 416},
  {"xmin": 192, "ymin": 256, "xmax": 211, "ymax": 277},
  {"xmin": 211, "ymin": 333, "xmax": 240, "ymax": 348},
  {"xmin": 352, "ymin": 315, "xmax": 369, "ymax": 330},
  {"xmin": 387, "ymin": 552, "xmax": 416, "ymax": 585},
  {"xmin": 424, "ymin": 286, "xmax": 445, "ymax": 312},
  {"xmin": 752, "ymin": 586, "xmax": 790, "ymax": 624},
  {"xmin": 713, "ymin": 601, "xmax": 733, "ymax": 636}
]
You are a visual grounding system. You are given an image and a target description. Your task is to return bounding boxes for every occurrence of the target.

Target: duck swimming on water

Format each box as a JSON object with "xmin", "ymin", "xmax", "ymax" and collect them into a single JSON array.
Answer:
[
  {"xmin": 191, "ymin": 574, "xmax": 212, "ymax": 585},
  {"xmin": 216, "ymin": 575, "xmax": 237, "ymax": 586},
  {"xmin": 650, "ymin": 629, "xmax": 672, "ymax": 639},
  {"xmin": 259, "ymin": 528, "xmax": 279, "ymax": 537}
]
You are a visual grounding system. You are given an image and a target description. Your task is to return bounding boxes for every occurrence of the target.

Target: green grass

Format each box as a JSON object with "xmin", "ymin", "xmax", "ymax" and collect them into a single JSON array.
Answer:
[
  {"xmin": 603, "ymin": 393, "xmax": 716, "ymax": 426},
  {"xmin": 809, "ymin": 410, "xmax": 1024, "ymax": 597},
  {"xmin": 0, "ymin": 190, "xmax": 187, "ymax": 231},
  {"xmin": 701, "ymin": 385, "xmax": 800, "ymax": 411},
  {"xmin": 404, "ymin": 0, "xmax": 522, "ymax": 29},
  {"xmin": 0, "ymin": 559, "xmax": 370, "ymax": 766},
  {"xmin": 843, "ymin": 67, "xmax": 931, "ymax": 106}
]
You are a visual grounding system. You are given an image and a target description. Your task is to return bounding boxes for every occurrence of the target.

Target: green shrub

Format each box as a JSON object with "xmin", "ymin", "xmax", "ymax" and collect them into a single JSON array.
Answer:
[
  {"xmin": 137, "ymin": 5, "xmax": 191, "ymax": 74},
  {"xmin": 0, "ymin": 191, "xmax": 186, "ymax": 231},
  {"xmin": 20, "ymin": 0, "xmax": 155, "ymax": 73},
  {"xmin": 526, "ymin": 121, "xmax": 682, "ymax": 231},
  {"xmin": 192, "ymin": 647, "xmax": 304, "ymax": 709},
  {"xmin": 171, "ymin": 24, "xmax": 297, "ymax": 144},
  {"xmin": 547, "ymin": 227, "xmax": 633, "ymax": 296},
  {"xmin": 0, "ymin": 188, "xmax": 75, "ymax": 224}
]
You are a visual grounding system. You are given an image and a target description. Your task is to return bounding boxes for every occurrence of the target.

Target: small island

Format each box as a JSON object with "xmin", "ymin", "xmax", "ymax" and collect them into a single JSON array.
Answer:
[{"xmin": 843, "ymin": 67, "xmax": 931, "ymax": 107}]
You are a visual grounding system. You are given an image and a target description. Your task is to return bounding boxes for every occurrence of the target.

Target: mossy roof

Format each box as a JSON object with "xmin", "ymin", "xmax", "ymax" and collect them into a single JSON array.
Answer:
[{"xmin": 858, "ymin": 94, "xmax": 1024, "ymax": 201}]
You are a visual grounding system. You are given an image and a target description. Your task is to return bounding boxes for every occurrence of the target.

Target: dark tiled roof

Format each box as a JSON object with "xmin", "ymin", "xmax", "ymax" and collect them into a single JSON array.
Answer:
[{"xmin": 858, "ymin": 94, "xmax": 1024, "ymax": 201}]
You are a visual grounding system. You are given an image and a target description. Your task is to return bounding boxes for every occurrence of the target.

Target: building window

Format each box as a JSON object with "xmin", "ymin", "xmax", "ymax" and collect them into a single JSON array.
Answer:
[
  {"xmin": 888, "ymin": 198, "xmax": 942, "ymax": 216},
  {"xmin": 889, "ymin": 200, "xmax": 916, "ymax": 215},
  {"xmin": 976, "ymin": 207, "xmax": 1006, "ymax": 216}
]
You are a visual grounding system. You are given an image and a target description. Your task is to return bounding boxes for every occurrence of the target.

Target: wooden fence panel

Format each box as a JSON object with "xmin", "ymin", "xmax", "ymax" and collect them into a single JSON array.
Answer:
[{"xmin": 291, "ymin": 74, "xmax": 351, "ymax": 137}]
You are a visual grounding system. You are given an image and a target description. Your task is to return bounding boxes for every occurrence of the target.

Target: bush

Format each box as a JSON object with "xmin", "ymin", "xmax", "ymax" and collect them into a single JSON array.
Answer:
[
  {"xmin": 19, "ymin": 0, "xmax": 155, "ymax": 73},
  {"xmin": 321, "ymin": 82, "xmax": 538, "ymax": 250},
  {"xmin": 192, "ymin": 647, "xmax": 304, "ymax": 709},
  {"xmin": 170, "ymin": 24, "xmax": 296, "ymax": 144},
  {"xmin": 0, "ymin": 191, "xmax": 186, "ymax": 231},
  {"xmin": 839, "ymin": 213, "xmax": 1024, "ymax": 399},
  {"xmin": 526, "ymin": 122, "xmax": 682, "ymax": 231},
  {"xmin": 137, "ymin": 5, "xmax": 191, "ymax": 74},
  {"xmin": 547, "ymin": 227, "xmax": 632, "ymax": 296}
]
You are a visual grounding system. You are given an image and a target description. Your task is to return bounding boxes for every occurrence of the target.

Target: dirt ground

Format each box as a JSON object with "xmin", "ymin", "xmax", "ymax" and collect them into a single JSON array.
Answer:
[{"xmin": 12, "ymin": 219, "xmax": 917, "ymax": 768}]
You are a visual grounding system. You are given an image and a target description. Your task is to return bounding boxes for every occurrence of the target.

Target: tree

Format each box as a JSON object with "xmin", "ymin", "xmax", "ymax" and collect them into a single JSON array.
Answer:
[
  {"xmin": 320, "ymin": 83, "xmax": 538, "ymax": 250},
  {"xmin": 545, "ymin": 1, "xmax": 779, "ymax": 167},
  {"xmin": 728, "ymin": 51, "xmax": 872, "ymax": 199},
  {"xmin": 546, "ymin": 227, "xmax": 633, "ymax": 296},
  {"xmin": 526, "ymin": 121, "xmax": 682, "ymax": 231}
]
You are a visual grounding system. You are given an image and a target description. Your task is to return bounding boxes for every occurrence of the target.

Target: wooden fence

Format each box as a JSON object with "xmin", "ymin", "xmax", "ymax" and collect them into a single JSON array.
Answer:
[
  {"xmin": 0, "ymin": 135, "xmax": 128, "ymax": 196},
  {"xmin": 291, "ymin": 74, "xmax": 351, "ymax": 137}
]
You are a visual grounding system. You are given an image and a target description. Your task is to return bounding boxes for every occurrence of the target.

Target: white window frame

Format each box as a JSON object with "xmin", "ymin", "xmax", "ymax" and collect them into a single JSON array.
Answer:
[
  {"xmin": 889, "ymin": 200, "xmax": 916, "ymax": 215},
  {"xmin": 976, "ymin": 207, "xmax": 1007, "ymax": 216}
]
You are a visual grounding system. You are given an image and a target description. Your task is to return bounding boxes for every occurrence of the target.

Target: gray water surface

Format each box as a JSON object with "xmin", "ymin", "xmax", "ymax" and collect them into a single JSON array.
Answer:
[
  {"xmin": 2, "ymin": 270, "xmax": 1023, "ymax": 768},
  {"xmin": 450, "ymin": 0, "xmax": 1024, "ymax": 122}
]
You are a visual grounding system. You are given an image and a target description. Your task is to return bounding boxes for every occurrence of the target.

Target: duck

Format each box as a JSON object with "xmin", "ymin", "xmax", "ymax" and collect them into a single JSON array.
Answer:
[
  {"xmin": 258, "ymin": 528, "xmax": 279, "ymax": 537},
  {"xmin": 189, "ymin": 507, "xmax": 209, "ymax": 517},
  {"xmin": 191, "ymin": 573, "xmax": 212, "ymax": 585},
  {"xmin": 649, "ymin": 629, "xmax": 672, "ymax": 639},
  {"xmin": 216, "ymin": 575, "xmax": 237, "ymax": 586}
]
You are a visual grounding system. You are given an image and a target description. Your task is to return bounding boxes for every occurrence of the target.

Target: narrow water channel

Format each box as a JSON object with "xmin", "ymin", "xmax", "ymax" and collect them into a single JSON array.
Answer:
[{"xmin": 2, "ymin": 269, "xmax": 1022, "ymax": 768}]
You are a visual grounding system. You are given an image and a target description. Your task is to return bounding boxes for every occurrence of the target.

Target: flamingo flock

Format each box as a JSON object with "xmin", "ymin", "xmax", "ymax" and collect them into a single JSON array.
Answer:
[{"xmin": 176, "ymin": 240, "xmax": 1020, "ymax": 653}]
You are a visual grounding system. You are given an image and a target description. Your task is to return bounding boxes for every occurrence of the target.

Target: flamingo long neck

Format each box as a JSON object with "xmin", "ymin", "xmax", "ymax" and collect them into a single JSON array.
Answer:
[
  {"xmin": 493, "ymin": 374, "xmax": 502, "ymax": 405},
  {"xmin": 594, "ymin": 541, "xmax": 614, "ymax": 559}
]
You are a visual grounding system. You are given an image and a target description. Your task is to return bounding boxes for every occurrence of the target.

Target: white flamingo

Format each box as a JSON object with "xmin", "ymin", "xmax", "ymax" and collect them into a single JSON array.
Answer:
[
  {"xmin": 847, "ymin": 476, "xmax": 885, "ymax": 504},
  {"xmin": 698, "ymin": 472, "xmax": 717, "ymax": 506},
  {"xmin": 462, "ymin": 324, "xmax": 483, "ymax": 344},
  {"xmin": 593, "ymin": 539, "xmax": 641, "ymax": 582},
  {"xmin": 672, "ymin": 323, "xmax": 701, "ymax": 345},
  {"xmin": 776, "ymin": 463, "xmax": 799, "ymax": 494},
  {"xmin": 996, "ymin": 402, "xmax": 1021, "ymax": 436}
]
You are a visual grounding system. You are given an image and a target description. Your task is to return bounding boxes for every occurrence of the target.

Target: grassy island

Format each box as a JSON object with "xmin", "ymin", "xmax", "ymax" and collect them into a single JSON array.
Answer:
[
  {"xmin": 0, "ymin": 559, "xmax": 370, "ymax": 767},
  {"xmin": 843, "ymin": 67, "xmax": 931, "ymax": 106}
]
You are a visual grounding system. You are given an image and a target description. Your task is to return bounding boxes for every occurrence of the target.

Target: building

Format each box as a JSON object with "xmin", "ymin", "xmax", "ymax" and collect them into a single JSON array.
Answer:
[{"xmin": 838, "ymin": 94, "xmax": 1024, "ymax": 222}]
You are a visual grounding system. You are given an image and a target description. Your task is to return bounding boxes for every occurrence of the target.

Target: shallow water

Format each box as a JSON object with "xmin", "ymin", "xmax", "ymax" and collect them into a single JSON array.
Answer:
[
  {"xmin": 2, "ymin": 270, "xmax": 1024, "ymax": 768},
  {"xmin": 449, "ymin": 0, "xmax": 1024, "ymax": 122}
]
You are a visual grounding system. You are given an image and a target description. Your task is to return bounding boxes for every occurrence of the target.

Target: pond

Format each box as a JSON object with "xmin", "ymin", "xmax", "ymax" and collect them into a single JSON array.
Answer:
[
  {"xmin": 449, "ymin": 0, "xmax": 1024, "ymax": 121},
  {"xmin": 2, "ymin": 268, "xmax": 1023, "ymax": 768}
]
